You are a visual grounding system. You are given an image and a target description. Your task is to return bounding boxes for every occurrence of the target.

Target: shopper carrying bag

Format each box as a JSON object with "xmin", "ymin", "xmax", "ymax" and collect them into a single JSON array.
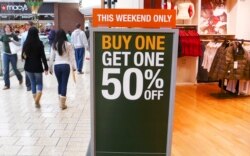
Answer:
[
  {"xmin": 0, "ymin": 24, "xmax": 23, "ymax": 90},
  {"xmin": 9, "ymin": 39, "xmax": 21, "ymax": 55}
]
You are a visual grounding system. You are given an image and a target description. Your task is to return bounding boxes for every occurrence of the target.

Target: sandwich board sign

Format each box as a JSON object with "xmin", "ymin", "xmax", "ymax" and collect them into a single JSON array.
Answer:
[{"xmin": 89, "ymin": 8, "xmax": 178, "ymax": 156}]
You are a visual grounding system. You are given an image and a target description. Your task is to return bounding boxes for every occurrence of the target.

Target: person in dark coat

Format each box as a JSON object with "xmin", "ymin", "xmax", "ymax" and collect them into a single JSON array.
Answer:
[{"xmin": 22, "ymin": 27, "xmax": 48, "ymax": 108}]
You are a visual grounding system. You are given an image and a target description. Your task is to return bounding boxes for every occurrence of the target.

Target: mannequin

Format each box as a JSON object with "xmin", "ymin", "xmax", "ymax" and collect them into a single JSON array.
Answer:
[{"xmin": 175, "ymin": 0, "xmax": 195, "ymax": 20}]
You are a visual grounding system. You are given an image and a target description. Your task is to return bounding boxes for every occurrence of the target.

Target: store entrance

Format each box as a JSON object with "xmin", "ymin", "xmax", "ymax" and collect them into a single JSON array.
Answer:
[{"xmin": 0, "ymin": 20, "xmax": 54, "ymax": 36}]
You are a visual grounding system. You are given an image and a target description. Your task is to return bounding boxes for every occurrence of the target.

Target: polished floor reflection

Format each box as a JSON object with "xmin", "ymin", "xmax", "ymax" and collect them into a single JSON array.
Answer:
[
  {"xmin": 172, "ymin": 84, "xmax": 250, "ymax": 156},
  {"xmin": 1, "ymin": 72, "xmax": 250, "ymax": 155},
  {"xmin": 0, "ymin": 72, "xmax": 90, "ymax": 156}
]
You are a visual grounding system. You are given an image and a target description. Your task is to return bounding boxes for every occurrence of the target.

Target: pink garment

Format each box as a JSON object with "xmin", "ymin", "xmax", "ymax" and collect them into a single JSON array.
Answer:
[
  {"xmin": 239, "ymin": 80, "xmax": 250, "ymax": 95},
  {"xmin": 226, "ymin": 80, "xmax": 237, "ymax": 93}
]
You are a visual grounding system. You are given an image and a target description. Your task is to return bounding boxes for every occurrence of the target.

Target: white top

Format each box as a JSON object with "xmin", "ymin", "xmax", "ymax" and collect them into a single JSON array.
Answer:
[
  {"xmin": 71, "ymin": 28, "xmax": 89, "ymax": 49},
  {"xmin": 176, "ymin": 1, "xmax": 195, "ymax": 20},
  {"xmin": 21, "ymin": 31, "xmax": 28, "ymax": 46},
  {"xmin": 49, "ymin": 41, "xmax": 76, "ymax": 72},
  {"xmin": 202, "ymin": 41, "xmax": 222, "ymax": 72}
]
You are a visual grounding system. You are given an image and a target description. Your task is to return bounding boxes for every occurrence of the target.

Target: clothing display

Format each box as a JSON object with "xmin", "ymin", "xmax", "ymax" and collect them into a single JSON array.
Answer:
[
  {"xmin": 202, "ymin": 41, "xmax": 222, "ymax": 72},
  {"xmin": 176, "ymin": 0, "xmax": 195, "ymax": 20},
  {"xmin": 209, "ymin": 41, "xmax": 250, "ymax": 80},
  {"xmin": 205, "ymin": 40, "xmax": 250, "ymax": 95},
  {"xmin": 197, "ymin": 42, "xmax": 210, "ymax": 82},
  {"xmin": 239, "ymin": 80, "xmax": 250, "ymax": 95},
  {"xmin": 178, "ymin": 29, "xmax": 202, "ymax": 57}
]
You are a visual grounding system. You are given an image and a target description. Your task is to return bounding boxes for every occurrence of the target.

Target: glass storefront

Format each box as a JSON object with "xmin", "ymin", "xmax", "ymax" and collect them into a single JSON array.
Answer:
[
  {"xmin": 0, "ymin": 36, "xmax": 50, "ymax": 77},
  {"xmin": 0, "ymin": 2, "xmax": 53, "ymax": 77}
]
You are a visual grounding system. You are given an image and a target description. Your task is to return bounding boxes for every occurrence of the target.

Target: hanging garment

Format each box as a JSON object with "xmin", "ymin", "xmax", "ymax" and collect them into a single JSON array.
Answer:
[
  {"xmin": 178, "ymin": 29, "xmax": 202, "ymax": 57},
  {"xmin": 208, "ymin": 40, "xmax": 229, "ymax": 80},
  {"xmin": 197, "ymin": 42, "xmax": 211, "ymax": 82},
  {"xmin": 202, "ymin": 42, "xmax": 222, "ymax": 72},
  {"xmin": 238, "ymin": 80, "xmax": 250, "ymax": 95},
  {"xmin": 225, "ymin": 42, "xmax": 250, "ymax": 80},
  {"xmin": 226, "ymin": 80, "xmax": 238, "ymax": 93}
]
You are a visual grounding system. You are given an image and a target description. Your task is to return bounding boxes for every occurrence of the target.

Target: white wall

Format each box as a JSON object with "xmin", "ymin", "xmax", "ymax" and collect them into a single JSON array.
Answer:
[
  {"xmin": 81, "ymin": 1, "xmax": 101, "ymax": 8},
  {"xmin": 0, "ymin": 0, "xmax": 79, "ymax": 3},
  {"xmin": 176, "ymin": 57, "xmax": 198, "ymax": 85},
  {"xmin": 79, "ymin": 0, "xmax": 101, "ymax": 16},
  {"xmin": 115, "ymin": 0, "xmax": 143, "ymax": 9},
  {"xmin": 79, "ymin": 0, "xmax": 144, "ymax": 16},
  {"xmin": 226, "ymin": 0, "xmax": 237, "ymax": 35},
  {"xmin": 235, "ymin": 0, "xmax": 250, "ymax": 40}
]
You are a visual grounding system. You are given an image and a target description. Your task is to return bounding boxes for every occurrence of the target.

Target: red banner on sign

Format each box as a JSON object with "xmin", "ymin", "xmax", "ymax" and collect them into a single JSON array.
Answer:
[{"xmin": 93, "ymin": 9, "xmax": 176, "ymax": 28}]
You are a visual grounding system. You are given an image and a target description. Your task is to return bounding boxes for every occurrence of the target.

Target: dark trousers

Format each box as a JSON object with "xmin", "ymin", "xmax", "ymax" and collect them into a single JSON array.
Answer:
[
  {"xmin": 2, "ymin": 53, "xmax": 22, "ymax": 87},
  {"xmin": 74, "ymin": 47, "xmax": 85, "ymax": 72},
  {"xmin": 54, "ymin": 64, "xmax": 70, "ymax": 96},
  {"xmin": 25, "ymin": 73, "xmax": 31, "ymax": 89}
]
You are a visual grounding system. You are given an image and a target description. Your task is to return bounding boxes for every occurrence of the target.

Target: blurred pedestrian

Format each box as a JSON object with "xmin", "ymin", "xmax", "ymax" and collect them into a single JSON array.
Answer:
[
  {"xmin": 71, "ymin": 23, "xmax": 88, "ymax": 74},
  {"xmin": 49, "ymin": 29, "xmax": 76, "ymax": 109},
  {"xmin": 0, "ymin": 24, "xmax": 23, "ymax": 90},
  {"xmin": 85, "ymin": 26, "xmax": 89, "ymax": 40},
  {"xmin": 47, "ymin": 23, "xmax": 56, "ymax": 47},
  {"xmin": 21, "ymin": 20, "xmax": 34, "ymax": 91},
  {"xmin": 22, "ymin": 27, "xmax": 48, "ymax": 108},
  {"xmin": 66, "ymin": 31, "xmax": 71, "ymax": 42}
]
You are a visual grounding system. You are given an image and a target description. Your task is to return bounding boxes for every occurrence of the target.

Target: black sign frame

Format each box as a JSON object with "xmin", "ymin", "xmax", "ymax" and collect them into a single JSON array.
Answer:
[{"xmin": 90, "ymin": 28, "xmax": 179, "ymax": 156}]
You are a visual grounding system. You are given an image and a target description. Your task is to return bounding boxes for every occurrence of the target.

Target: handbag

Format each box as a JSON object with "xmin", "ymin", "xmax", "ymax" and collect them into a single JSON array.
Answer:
[
  {"xmin": 9, "ymin": 41, "xmax": 21, "ymax": 55},
  {"xmin": 83, "ymin": 50, "xmax": 90, "ymax": 73},
  {"xmin": 71, "ymin": 68, "xmax": 76, "ymax": 83}
]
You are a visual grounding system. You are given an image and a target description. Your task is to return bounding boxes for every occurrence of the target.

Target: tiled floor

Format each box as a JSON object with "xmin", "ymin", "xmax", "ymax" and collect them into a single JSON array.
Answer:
[{"xmin": 0, "ymin": 71, "xmax": 91, "ymax": 156}]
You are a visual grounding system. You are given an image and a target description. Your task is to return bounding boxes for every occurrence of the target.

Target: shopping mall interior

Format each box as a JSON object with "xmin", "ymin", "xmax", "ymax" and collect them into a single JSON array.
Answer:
[{"xmin": 0, "ymin": 0, "xmax": 250, "ymax": 156}]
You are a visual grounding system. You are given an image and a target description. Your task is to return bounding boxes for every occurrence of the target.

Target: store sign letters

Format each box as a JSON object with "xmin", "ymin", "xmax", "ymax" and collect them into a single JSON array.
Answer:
[
  {"xmin": 100, "ymin": 33, "xmax": 167, "ymax": 101},
  {"xmin": 97, "ymin": 14, "xmax": 173, "ymax": 23},
  {"xmin": 1, "ymin": 4, "xmax": 28, "ymax": 12},
  {"xmin": 0, "ymin": 3, "xmax": 54, "ymax": 14}
]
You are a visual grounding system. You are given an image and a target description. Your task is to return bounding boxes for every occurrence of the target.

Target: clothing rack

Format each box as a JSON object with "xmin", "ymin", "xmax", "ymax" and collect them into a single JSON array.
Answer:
[
  {"xmin": 175, "ymin": 24, "xmax": 197, "ymax": 30},
  {"xmin": 198, "ymin": 36, "xmax": 250, "ymax": 97},
  {"xmin": 200, "ymin": 34, "xmax": 235, "ymax": 41},
  {"xmin": 206, "ymin": 38, "xmax": 250, "ymax": 98},
  {"xmin": 229, "ymin": 38, "xmax": 250, "ymax": 43}
]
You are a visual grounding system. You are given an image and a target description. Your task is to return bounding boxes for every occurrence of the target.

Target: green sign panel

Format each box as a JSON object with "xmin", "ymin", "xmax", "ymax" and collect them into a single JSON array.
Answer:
[{"xmin": 90, "ymin": 28, "xmax": 178, "ymax": 156}]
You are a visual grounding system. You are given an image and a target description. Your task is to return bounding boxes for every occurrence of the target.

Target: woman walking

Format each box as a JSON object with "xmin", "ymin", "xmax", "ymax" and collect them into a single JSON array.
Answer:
[
  {"xmin": 0, "ymin": 24, "xmax": 23, "ymax": 90},
  {"xmin": 49, "ymin": 29, "xmax": 76, "ymax": 110},
  {"xmin": 22, "ymin": 27, "xmax": 48, "ymax": 108}
]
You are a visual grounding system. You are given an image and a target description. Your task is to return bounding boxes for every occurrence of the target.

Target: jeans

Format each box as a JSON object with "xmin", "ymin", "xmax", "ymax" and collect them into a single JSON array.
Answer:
[
  {"xmin": 54, "ymin": 64, "xmax": 70, "ymax": 96},
  {"xmin": 25, "ymin": 73, "xmax": 31, "ymax": 90},
  {"xmin": 74, "ymin": 47, "xmax": 85, "ymax": 72},
  {"xmin": 26, "ymin": 72, "xmax": 43, "ymax": 94},
  {"xmin": 2, "ymin": 53, "xmax": 23, "ymax": 87}
]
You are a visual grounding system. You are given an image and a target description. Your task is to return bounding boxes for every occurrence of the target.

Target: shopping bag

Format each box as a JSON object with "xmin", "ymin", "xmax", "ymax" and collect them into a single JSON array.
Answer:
[
  {"xmin": 85, "ymin": 50, "xmax": 90, "ymax": 60},
  {"xmin": 83, "ymin": 50, "xmax": 90, "ymax": 73},
  {"xmin": 9, "ymin": 41, "xmax": 21, "ymax": 55},
  {"xmin": 71, "ymin": 68, "xmax": 76, "ymax": 83}
]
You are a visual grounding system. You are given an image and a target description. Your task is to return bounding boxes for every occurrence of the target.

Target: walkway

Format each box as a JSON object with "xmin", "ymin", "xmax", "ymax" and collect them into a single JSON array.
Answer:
[{"xmin": 0, "ymin": 72, "xmax": 90, "ymax": 156}]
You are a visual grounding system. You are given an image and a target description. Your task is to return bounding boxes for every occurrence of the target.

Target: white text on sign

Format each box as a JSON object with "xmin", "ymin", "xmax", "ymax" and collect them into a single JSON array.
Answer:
[
  {"xmin": 101, "ymin": 34, "xmax": 166, "ymax": 101},
  {"xmin": 102, "ymin": 51, "xmax": 164, "ymax": 67},
  {"xmin": 97, "ymin": 14, "xmax": 173, "ymax": 23}
]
